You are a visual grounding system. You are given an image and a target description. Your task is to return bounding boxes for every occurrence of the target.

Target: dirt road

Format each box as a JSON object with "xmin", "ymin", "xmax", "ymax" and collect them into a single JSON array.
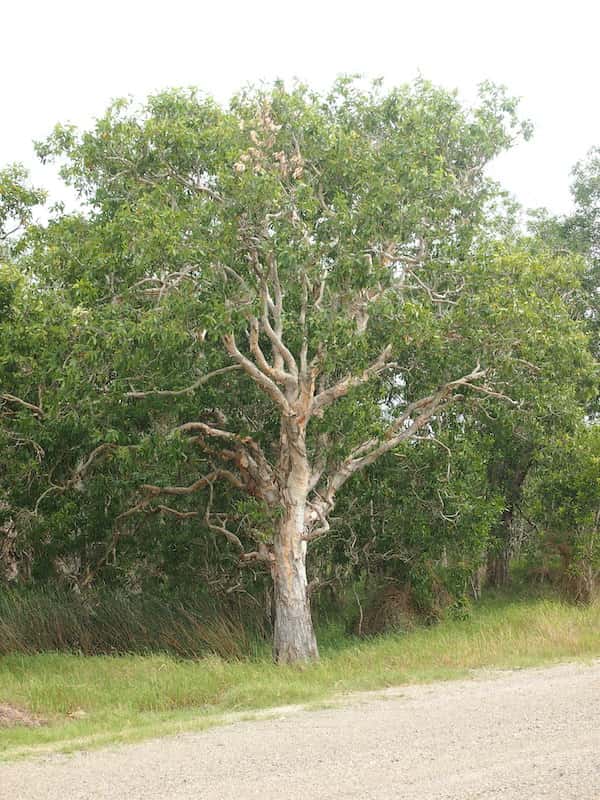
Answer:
[{"xmin": 2, "ymin": 660, "xmax": 599, "ymax": 800}]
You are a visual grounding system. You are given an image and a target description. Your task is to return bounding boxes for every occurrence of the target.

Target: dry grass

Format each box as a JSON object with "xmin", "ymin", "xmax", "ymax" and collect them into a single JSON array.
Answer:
[
  {"xmin": 0, "ymin": 704, "xmax": 45, "ymax": 729},
  {"xmin": 0, "ymin": 588, "xmax": 267, "ymax": 659}
]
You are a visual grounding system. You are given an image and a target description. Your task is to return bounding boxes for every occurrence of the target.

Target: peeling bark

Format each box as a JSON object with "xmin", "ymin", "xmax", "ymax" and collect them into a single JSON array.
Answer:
[
  {"xmin": 272, "ymin": 421, "xmax": 319, "ymax": 663},
  {"xmin": 272, "ymin": 510, "xmax": 318, "ymax": 663}
]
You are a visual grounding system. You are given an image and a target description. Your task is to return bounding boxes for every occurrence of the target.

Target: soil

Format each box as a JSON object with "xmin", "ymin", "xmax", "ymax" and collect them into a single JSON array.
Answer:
[{"xmin": 0, "ymin": 704, "xmax": 45, "ymax": 729}]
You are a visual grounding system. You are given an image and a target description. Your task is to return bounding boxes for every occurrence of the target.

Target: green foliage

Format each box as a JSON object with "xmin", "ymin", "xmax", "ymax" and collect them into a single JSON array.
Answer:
[
  {"xmin": 1, "ymin": 78, "xmax": 532, "ymax": 587},
  {"xmin": 528, "ymin": 146, "xmax": 600, "ymax": 367},
  {"xmin": 527, "ymin": 426, "xmax": 600, "ymax": 601},
  {"xmin": 567, "ymin": 146, "xmax": 600, "ymax": 263},
  {"xmin": 321, "ymin": 431, "xmax": 503, "ymax": 611},
  {"xmin": 0, "ymin": 165, "xmax": 45, "ymax": 252}
]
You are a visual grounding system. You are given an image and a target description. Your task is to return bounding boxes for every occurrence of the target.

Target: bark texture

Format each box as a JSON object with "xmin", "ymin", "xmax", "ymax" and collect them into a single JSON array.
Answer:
[
  {"xmin": 272, "ymin": 527, "xmax": 318, "ymax": 663},
  {"xmin": 272, "ymin": 421, "xmax": 319, "ymax": 663}
]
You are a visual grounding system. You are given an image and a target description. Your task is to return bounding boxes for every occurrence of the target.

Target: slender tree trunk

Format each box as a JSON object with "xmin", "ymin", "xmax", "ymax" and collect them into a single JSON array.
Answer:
[
  {"xmin": 486, "ymin": 507, "xmax": 514, "ymax": 588},
  {"xmin": 486, "ymin": 546, "xmax": 511, "ymax": 587},
  {"xmin": 487, "ymin": 452, "xmax": 533, "ymax": 589},
  {"xmin": 271, "ymin": 441, "xmax": 319, "ymax": 663}
]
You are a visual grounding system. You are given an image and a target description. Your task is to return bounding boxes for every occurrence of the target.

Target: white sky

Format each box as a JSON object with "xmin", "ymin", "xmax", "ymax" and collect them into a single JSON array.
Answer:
[{"xmin": 2, "ymin": 0, "xmax": 599, "ymax": 215}]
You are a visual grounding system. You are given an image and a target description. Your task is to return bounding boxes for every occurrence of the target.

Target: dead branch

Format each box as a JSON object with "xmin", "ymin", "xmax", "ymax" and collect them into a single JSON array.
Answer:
[
  {"xmin": 3, "ymin": 431, "xmax": 45, "ymax": 461},
  {"xmin": 203, "ymin": 480, "xmax": 245, "ymax": 550},
  {"xmin": 34, "ymin": 443, "xmax": 119, "ymax": 513}
]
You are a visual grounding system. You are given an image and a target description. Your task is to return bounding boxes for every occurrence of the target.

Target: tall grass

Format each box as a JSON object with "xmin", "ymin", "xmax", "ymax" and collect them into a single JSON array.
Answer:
[
  {"xmin": 0, "ymin": 588, "xmax": 269, "ymax": 659},
  {"xmin": 1, "ymin": 595, "xmax": 599, "ymax": 759}
]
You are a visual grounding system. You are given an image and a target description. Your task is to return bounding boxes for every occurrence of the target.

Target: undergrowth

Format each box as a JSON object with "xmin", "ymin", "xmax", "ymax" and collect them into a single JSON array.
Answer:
[{"xmin": 0, "ymin": 588, "xmax": 269, "ymax": 660}]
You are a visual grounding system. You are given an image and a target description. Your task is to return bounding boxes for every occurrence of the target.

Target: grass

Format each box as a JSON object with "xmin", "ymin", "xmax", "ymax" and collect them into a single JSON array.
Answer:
[
  {"xmin": 0, "ymin": 588, "xmax": 268, "ymax": 659},
  {"xmin": 1, "ymin": 593, "xmax": 599, "ymax": 760}
]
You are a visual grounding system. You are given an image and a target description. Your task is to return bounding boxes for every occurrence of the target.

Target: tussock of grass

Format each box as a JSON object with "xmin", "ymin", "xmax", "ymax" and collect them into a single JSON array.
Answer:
[{"xmin": 1, "ymin": 596, "xmax": 599, "ymax": 759}]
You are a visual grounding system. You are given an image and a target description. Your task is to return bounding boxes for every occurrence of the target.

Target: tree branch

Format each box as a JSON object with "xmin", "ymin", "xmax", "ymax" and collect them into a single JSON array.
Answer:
[
  {"xmin": 248, "ymin": 318, "xmax": 291, "ymax": 385},
  {"xmin": 223, "ymin": 332, "xmax": 293, "ymax": 413},
  {"xmin": 0, "ymin": 393, "xmax": 44, "ymax": 419},
  {"xmin": 124, "ymin": 365, "xmax": 240, "ymax": 399},
  {"xmin": 204, "ymin": 481, "xmax": 245, "ymax": 551},
  {"xmin": 153, "ymin": 505, "xmax": 200, "ymax": 519},
  {"xmin": 311, "ymin": 345, "xmax": 394, "ymax": 417},
  {"xmin": 260, "ymin": 281, "xmax": 298, "ymax": 379},
  {"xmin": 34, "ymin": 443, "xmax": 119, "ymax": 513},
  {"xmin": 176, "ymin": 420, "xmax": 280, "ymax": 506},
  {"xmin": 141, "ymin": 469, "xmax": 245, "ymax": 497},
  {"xmin": 313, "ymin": 365, "xmax": 492, "ymax": 515}
]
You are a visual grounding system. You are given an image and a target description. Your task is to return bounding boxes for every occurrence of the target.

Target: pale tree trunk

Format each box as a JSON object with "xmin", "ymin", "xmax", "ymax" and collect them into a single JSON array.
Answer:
[
  {"xmin": 272, "ymin": 510, "xmax": 318, "ymax": 663},
  {"xmin": 271, "ymin": 430, "xmax": 319, "ymax": 663}
]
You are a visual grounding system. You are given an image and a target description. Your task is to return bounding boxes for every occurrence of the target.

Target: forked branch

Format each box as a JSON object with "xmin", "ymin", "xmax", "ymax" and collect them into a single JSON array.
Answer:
[
  {"xmin": 306, "ymin": 365, "xmax": 504, "ymax": 539},
  {"xmin": 223, "ymin": 332, "xmax": 293, "ymax": 413}
]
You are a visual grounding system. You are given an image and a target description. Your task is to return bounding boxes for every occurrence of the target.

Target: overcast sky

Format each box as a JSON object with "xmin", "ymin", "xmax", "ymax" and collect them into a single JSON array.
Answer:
[{"xmin": 3, "ymin": 0, "xmax": 598, "ymax": 215}]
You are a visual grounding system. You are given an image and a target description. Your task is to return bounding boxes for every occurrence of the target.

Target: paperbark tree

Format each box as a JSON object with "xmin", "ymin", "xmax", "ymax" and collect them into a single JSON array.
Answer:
[{"xmin": 30, "ymin": 78, "xmax": 535, "ymax": 662}]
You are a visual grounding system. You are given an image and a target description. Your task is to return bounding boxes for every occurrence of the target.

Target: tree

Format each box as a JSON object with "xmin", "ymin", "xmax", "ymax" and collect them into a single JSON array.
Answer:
[
  {"xmin": 567, "ymin": 146, "xmax": 600, "ymax": 266},
  {"xmin": 12, "ymin": 78, "xmax": 540, "ymax": 662},
  {"xmin": 529, "ymin": 146, "xmax": 600, "ymax": 365},
  {"xmin": 315, "ymin": 246, "xmax": 595, "ymax": 600},
  {"xmin": 0, "ymin": 166, "xmax": 47, "ymax": 581},
  {"xmin": 322, "ymin": 427, "xmax": 503, "ymax": 614},
  {"xmin": 478, "ymin": 241, "xmax": 596, "ymax": 587},
  {"xmin": 0, "ymin": 165, "xmax": 45, "ymax": 251},
  {"xmin": 527, "ymin": 425, "xmax": 600, "ymax": 602}
]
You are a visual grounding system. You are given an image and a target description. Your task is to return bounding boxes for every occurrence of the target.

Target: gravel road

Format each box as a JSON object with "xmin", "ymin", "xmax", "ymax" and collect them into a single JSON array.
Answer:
[{"xmin": 2, "ymin": 660, "xmax": 599, "ymax": 800}]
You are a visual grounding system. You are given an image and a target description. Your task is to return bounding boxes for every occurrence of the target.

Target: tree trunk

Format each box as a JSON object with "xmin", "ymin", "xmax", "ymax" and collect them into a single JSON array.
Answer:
[
  {"xmin": 486, "ymin": 452, "xmax": 532, "ymax": 590},
  {"xmin": 486, "ymin": 507, "xmax": 514, "ymax": 588},
  {"xmin": 486, "ymin": 546, "xmax": 511, "ymax": 587},
  {"xmin": 272, "ymin": 511, "xmax": 319, "ymax": 663},
  {"xmin": 271, "ymin": 464, "xmax": 319, "ymax": 663}
]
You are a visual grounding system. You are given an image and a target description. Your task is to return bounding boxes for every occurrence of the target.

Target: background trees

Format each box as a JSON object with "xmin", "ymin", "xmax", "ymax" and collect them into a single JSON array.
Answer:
[
  {"xmin": 526, "ymin": 426, "xmax": 600, "ymax": 602},
  {"xmin": 0, "ymin": 166, "xmax": 45, "ymax": 249},
  {"xmin": 530, "ymin": 146, "xmax": 600, "ymax": 366}
]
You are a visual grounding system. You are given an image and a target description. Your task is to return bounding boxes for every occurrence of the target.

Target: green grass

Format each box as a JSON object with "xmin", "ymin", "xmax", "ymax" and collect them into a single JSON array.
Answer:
[{"xmin": 1, "ymin": 595, "xmax": 599, "ymax": 760}]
